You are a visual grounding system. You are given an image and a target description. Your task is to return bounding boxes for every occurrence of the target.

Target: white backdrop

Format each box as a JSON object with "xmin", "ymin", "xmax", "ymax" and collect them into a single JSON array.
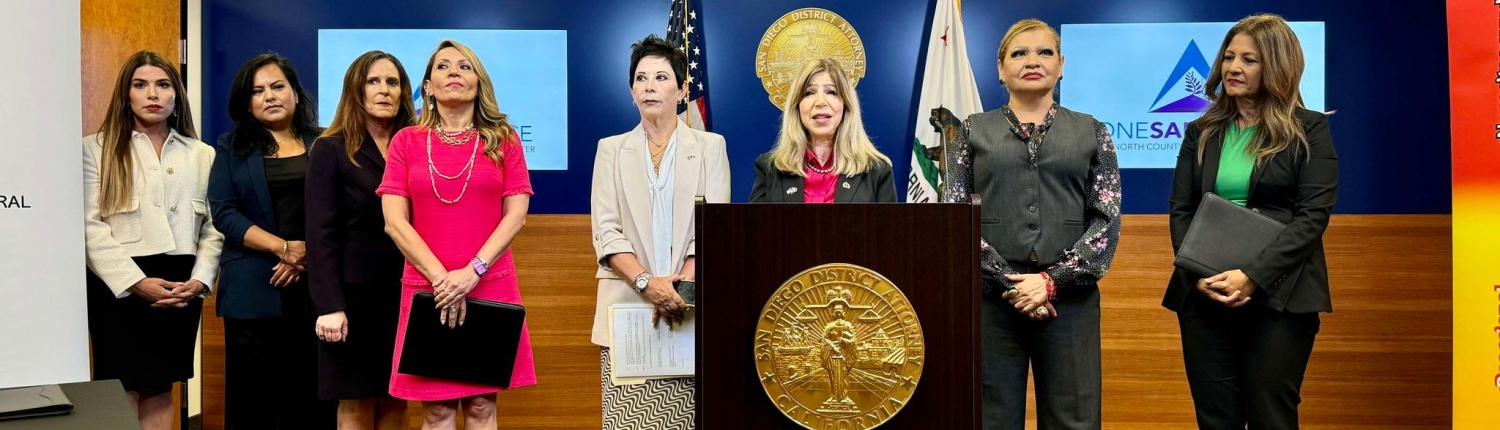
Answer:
[{"xmin": 0, "ymin": 0, "xmax": 89, "ymax": 389}]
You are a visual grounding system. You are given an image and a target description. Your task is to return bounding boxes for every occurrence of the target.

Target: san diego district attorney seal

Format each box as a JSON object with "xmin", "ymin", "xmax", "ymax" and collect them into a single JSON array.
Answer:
[
  {"xmin": 755, "ymin": 8, "xmax": 867, "ymax": 109},
  {"xmin": 754, "ymin": 263, "xmax": 924, "ymax": 430}
]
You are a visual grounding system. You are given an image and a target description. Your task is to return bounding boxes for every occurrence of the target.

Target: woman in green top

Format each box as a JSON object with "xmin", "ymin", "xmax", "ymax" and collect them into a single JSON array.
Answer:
[{"xmin": 1165, "ymin": 13, "xmax": 1339, "ymax": 430}]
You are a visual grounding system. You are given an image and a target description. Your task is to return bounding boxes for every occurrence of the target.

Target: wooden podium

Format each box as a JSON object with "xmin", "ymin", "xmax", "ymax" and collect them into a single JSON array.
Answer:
[{"xmin": 695, "ymin": 201, "xmax": 982, "ymax": 429}]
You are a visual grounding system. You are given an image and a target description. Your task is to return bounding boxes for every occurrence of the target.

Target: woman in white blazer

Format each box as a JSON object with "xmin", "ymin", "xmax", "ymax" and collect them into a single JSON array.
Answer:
[
  {"xmin": 82, "ymin": 51, "xmax": 222, "ymax": 430},
  {"xmin": 589, "ymin": 35, "xmax": 730, "ymax": 429}
]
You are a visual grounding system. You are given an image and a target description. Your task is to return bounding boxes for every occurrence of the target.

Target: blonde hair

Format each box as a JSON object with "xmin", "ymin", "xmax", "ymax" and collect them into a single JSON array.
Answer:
[
  {"xmin": 97, "ymin": 51, "xmax": 197, "ymax": 216},
  {"xmin": 417, "ymin": 40, "xmax": 516, "ymax": 163},
  {"xmin": 769, "ymin": 59, "xmax": 890, "ymax": 177},
  {"xmin": 997, "ymin": 19, "xmax": 1060, "ymax": 64},
  {"xmin": 1194, "ymin": 14, "xmax": 1308, "ymax": 166}
]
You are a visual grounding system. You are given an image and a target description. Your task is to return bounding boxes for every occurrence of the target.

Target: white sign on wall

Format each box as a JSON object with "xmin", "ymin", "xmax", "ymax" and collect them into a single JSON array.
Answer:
[{"xmin": 0, "ymin": 0, "xmax": 89, "ymax": 389}]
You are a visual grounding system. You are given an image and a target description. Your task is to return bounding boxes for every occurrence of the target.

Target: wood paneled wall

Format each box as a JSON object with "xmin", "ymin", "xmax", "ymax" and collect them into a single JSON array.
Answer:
[
  {"xmin": 198, "ymin": 214, "xmax": 1451, "ymax": 429},
  {"xmin": 81, "ymin": 0, "xmax": 180, "ymax": 136}
]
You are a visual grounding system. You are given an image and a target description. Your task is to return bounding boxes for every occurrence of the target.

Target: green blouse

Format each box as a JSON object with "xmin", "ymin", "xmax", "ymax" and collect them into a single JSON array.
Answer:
[{"xmin": 1215, "ymin": 123, "xmax": 1256, "ymax": 206}]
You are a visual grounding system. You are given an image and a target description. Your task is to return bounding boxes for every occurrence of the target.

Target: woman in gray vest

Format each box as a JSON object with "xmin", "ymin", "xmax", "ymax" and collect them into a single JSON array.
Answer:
[{"xmin": 942, "ymin": 19, "xmax": 1121, "ymax": 430}]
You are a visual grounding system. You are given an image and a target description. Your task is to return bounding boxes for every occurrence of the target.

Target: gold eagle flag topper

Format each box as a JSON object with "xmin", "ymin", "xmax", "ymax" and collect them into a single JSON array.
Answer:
[
  {"xmin": 755, "ymin": 264, "xmax": 924, "ymax": 430},
  {"xmin": 755, "ymin": 8, "xmax": 867, "ymax": 109}
]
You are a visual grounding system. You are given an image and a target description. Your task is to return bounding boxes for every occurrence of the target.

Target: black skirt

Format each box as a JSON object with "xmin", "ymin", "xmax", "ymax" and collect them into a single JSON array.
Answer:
[
  {"xmin": 317, "ymin": 279, "xmax": 402, "ymax": 399},
  {"xmin": 86, "ymin": 254, "xmax": 201, "ymax": 393}
]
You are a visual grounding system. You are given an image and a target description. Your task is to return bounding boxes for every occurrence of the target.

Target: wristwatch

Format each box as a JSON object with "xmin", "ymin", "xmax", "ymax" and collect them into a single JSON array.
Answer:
[
  {"xmin": 470, "ymin": 256, "xmax": 489, "ymax": 276},
  {"xmin": 632, "ymin": 272, "xmax": 652, "ymax": 293}
]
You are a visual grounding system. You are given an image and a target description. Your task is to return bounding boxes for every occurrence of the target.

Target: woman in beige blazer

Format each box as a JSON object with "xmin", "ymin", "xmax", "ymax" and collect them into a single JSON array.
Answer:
[
  {"xmin": 82, "ymin": 51, "xmax": 222, "ymax": 430},
  {"xmin": 589, "ymin": 34, "xmax": 730, "ymax": 429}
]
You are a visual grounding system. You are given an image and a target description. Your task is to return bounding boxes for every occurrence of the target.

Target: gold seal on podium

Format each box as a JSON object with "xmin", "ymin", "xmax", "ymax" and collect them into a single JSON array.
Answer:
[
  {"xmin": 754, "ymin": 264, "xmax": 924, "ymax": 430},
  {"xmin": 755, "ymin": 8, "xmax": 867, "ymax": 109}
]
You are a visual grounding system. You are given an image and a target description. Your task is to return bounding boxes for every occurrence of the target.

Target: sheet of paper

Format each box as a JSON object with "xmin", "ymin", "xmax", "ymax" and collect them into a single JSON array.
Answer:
[{"xmin": 609, "ymin": 304, "xmax": 695, "ymax": 379}]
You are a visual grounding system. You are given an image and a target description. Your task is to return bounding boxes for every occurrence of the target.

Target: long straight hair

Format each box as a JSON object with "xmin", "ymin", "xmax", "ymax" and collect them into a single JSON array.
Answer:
[
  {"xmin": 768, "ymin": 58, "xmax": 890, "ymax": 177},
  {"xmin": 1194, "ymin": 14, "xmax": 1308, "ymax": 166},
  {"xmin": 416, "ymin": 40, "xmax": 516, "ymax": 164},
  {"xmin": 226, "ymin": 52, "xmax": 318, "ymax": 158},
  {"xmin": 320, "ymin": 50, "xmax": 415, "ymax": 167},
  {"xmin": 96, "ymin": 51, "xmax": 197, "ymax": 216}
]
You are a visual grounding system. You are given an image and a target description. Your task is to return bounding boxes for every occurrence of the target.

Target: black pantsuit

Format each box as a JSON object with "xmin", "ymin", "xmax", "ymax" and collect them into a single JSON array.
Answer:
[
  {"xmin": 222, "ymin": 282, "xmax": 327, "ymax": 430},
  {"xmin": 209, "ymin": 131, "xmax": 336, "ymax": 429},
  {"xmin": 1176, "ymin": 294, "xmax": 1320, "ymax": 430},
  {"xmin": 1167, "ymin": 108, "xmax": 1338, "ymax": 429}
]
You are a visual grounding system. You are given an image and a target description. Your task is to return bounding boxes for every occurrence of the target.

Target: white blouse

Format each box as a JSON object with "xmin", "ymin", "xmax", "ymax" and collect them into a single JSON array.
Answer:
[{"xmin": 641, "ymin": 128, "xmax": 679, "ymax": 277}]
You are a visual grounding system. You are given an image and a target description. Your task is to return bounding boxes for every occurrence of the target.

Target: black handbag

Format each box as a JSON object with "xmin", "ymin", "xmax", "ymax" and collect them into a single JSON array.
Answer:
[{"xmin": 398, "ymin": 291, "xmax": 526, "ymax": 387}]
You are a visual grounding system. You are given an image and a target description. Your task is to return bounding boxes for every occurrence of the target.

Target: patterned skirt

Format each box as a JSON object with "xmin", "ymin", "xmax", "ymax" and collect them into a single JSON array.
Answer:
[{"xmin": 600, "ymin": 347, "xmax": 695, "ymax": 429}]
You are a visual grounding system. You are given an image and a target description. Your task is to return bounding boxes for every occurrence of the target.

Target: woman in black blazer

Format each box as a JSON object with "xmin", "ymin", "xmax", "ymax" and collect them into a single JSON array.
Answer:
[
  {"xmin": 305, "ymin": 50, "xmax": 415, "ymax": 429},
  {"xmin": 750, "ymin": 58, "xmax": 895, "ymax": 203},
  {"xmin": 207, "ymin": 53, "xmax": 335, "ymax": 429},
  {"xmin": 1166, "ymin": 14, "xmax": 1337, "ymax": 430}
]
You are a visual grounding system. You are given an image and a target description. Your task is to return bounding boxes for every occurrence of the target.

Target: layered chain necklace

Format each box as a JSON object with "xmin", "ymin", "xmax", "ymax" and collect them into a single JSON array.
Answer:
[
  {"xmin": 426, "ymin": 122, "xmax": 479, "ymax": 204},
  {"xmin": 648, "ymin": 137, "xmax": 670, "ymax": 174}
]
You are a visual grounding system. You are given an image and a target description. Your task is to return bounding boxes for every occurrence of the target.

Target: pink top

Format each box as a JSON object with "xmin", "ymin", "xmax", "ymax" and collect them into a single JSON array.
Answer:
[
  {"xmin": 803, "ymin": 149, "xmax": 836, "ymax": 203},
  {"xmin": 375, "ymin": 127, "xmax": 533, "ymax": 285}
]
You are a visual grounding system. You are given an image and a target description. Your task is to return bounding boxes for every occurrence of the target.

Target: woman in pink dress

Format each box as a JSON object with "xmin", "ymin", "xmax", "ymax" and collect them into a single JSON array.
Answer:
[{"xmin": 376, "ymin": 39, "xmax": 536, "ymax": 430}]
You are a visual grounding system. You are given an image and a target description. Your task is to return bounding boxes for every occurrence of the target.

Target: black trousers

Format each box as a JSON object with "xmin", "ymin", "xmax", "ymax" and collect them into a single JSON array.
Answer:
[
  {"xmin": 1177, "ymin": 293, "xmax": 1321, "ymax": 430},
  {"xmin": 223, "ymin": 283, "xmax": 336, "ymax": 430},
  {"xmin": 981, "ymin": 280, "xmax": 1102, "ymax": 430}
]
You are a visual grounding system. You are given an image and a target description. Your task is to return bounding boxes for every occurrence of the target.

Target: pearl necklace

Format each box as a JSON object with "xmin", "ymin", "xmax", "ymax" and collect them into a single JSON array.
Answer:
[
  {"xmin": 806, "ymin": 161, "xmax": 834, "ymax": 174},
  {"xmin": 426, "ymin": 128, "xmax": 479, "ymax": 204}
]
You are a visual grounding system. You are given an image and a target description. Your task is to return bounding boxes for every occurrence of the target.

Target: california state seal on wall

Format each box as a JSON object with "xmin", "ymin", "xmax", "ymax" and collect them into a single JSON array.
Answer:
[
  {"xmin": 755, "ymin": 8, "xmax": 867, "ymax": 109},
  {"xmin": 754, "ymin": 263, "xmax": 924, "ymax": 430}
]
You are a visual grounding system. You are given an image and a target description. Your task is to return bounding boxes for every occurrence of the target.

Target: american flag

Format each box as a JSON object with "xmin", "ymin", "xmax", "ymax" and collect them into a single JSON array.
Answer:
[{"xmin": 666, "ymin": 0, "xmax": 711, "ymax": 131}]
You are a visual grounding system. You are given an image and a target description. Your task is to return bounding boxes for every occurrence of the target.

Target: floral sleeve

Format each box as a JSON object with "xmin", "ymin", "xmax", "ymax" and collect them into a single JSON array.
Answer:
[
  {"xmin": 943, "ymin": 118, "xmax": 1021, "ymax": 294},
  {"xmin": 1044, "ymin": 121, "xmax": 1122, "ymax": 290}
]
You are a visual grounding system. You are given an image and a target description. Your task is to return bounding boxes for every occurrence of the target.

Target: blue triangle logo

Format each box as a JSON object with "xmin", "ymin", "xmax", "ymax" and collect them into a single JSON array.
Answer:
[
  {"xmin": 413, "ymin": 88, "xmax": 424, "ymax": 116},
  {"xmin": 1149, "ymin": 40, "xmax": 1213, "ymax": 113}
]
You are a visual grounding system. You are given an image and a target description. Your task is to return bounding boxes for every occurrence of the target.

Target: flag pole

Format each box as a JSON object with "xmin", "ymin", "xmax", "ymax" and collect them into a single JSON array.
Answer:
[{"xmin": 680, "ymin": 0, "xmax": 693, "ymax": 129}]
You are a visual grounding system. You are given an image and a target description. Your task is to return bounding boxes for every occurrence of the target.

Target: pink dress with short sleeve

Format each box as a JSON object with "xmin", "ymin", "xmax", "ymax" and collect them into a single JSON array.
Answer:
[{"xmin": 375, "ymin": 126, "xmax": 537, "ymax": 400}]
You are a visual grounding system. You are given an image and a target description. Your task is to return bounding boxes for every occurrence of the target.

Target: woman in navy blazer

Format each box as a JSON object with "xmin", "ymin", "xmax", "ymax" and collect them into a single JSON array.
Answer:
[
  {"xmin": 208, "ymin": 53, "xmax": 335, "ymax": 429},
  {"xmin": 305, "ymin": 50, "xmax": 415, "ymax": 429}
]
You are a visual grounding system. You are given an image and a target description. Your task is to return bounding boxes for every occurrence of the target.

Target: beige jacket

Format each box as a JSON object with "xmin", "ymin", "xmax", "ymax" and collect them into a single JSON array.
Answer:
[
  {"xmin": 589, "ymin": 121, "xmax": 730, "ymax": 347},
  {"xmin": 82, "ymin": 131, "xmax": 223, "ymax": 297}
]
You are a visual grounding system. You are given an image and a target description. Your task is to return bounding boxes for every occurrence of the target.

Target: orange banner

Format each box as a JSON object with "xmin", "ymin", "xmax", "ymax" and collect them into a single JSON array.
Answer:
[{"xmin": 1449, "ymin": 1, "xmax": 1500, "ymax": 427}]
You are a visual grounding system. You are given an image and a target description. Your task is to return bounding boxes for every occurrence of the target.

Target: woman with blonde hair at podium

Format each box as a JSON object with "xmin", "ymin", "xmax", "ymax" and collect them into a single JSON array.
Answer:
[
  {"xmin": 750, "ymin": 58, "xmax": 895, "ymax": 203},
  {"xmin": 589, "ymin": 34, "xmax": 730, "ymax": 429},
  {"xmin": 82, "ymin": 50, "xmax": 222, "ymax": 430},
  {"xmin": 942, "ymin": 18, "xmax": 1121, "ymax": 429}
]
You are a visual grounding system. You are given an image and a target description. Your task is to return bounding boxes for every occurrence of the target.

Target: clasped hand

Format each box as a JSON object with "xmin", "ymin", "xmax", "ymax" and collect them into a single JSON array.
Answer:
[
  {"xmin": 1195, "ymin": 269, "xmax": 1257, "ymax": 308},
  {"xmin": 643, "ymin": 275, "xmax": 687, "ymax": 328},
  {"xmin": 129, "ymin": 278, "xmax": 205, "ymax": 308},
  {"xmin": 431, "ymin": 267, "xmax": 480, "ymax": 328},
  {"xmin": 1003, "ymin": 274, "xmax": 1057, "ymax": 321}
]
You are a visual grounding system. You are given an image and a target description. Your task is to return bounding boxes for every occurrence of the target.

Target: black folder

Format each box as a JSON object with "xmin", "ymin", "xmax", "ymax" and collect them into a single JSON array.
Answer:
[
  {"xmin": 399, "ymin": 291, "xmax": 526, "ymax": 388},
  {"xmin": 1175, "ymin": 193, "xmax": 1287, "ymax": 278}
]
